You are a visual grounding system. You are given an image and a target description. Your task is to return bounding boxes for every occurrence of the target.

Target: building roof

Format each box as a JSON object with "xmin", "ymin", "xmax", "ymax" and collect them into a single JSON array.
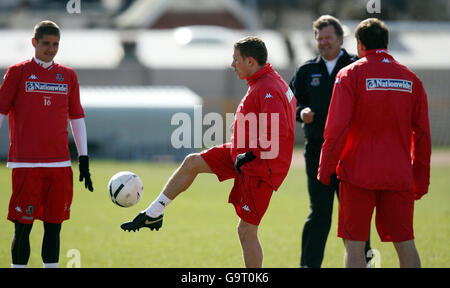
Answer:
[
  {"xmin": 0, "ymin": 29, "xmax": 124, "ymax": 69},
  {"xmin": 136, "ymin": 25, "xmax": 290, "ymax": 69},
  {"xmin": 115, "ymin": 0, "xmax": 259, "ymax": 30},
  {"xmin": 79, "ymin": 85, "xmax": 203, "ymax": 108}
]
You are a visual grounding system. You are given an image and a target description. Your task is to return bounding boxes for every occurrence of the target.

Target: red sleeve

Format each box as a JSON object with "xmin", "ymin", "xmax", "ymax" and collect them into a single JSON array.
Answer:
[
  {"xmin": 251, "ymin": 88, "xmax": 290, "ymax": 160},
  {"xmin": 317, "ymin": 68, "xmax": 355, "ymax": 185},
  {"xmin": 0, "ymin": 65, "xmax": 21, "ymax": 114},
  {"xmin": 411, "ymin": 78, "xmax": 431, "ymax": 200},
  {"xmin": 68, "ymin": 69, "xmax": 85, "ymax": 119}
]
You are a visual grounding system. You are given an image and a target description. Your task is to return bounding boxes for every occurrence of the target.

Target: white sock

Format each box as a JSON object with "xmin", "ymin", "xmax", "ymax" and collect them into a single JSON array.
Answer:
[
  {"xmin": 11, "ymin": 264, "xmax": 27, "ymax": 268},
  {"xmin": 43, "ymin": 262, "xmax": 59, "ymax": 268},
  {"xmin": 144, "ymin": 193, "xmax": 172, "ymax": 218}
]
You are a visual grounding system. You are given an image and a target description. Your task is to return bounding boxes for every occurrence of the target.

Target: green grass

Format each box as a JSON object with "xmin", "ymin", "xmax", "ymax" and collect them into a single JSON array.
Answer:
[{"xmin": 0, "ymin": 159, "xmax": 449, "ymax": 268}]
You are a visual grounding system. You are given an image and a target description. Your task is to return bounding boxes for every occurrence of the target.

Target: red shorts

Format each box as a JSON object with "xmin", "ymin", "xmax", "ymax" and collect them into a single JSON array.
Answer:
[
  {"xmin": 200, "ymin": 143, "xmax": 273, "ymax": 225},
  {"xmin": 8, "ymin": 167, "xmax": 73, "ymax": 224},
  {"xmin": 338, "ymin": 181, "xmax": 415, "ymax": 242}
]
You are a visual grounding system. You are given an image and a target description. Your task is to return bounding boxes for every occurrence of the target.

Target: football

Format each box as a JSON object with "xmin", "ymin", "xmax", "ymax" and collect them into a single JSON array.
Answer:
[{"xmin": 108, "ymin": 171, "xmax": 144, "ymax": 207}]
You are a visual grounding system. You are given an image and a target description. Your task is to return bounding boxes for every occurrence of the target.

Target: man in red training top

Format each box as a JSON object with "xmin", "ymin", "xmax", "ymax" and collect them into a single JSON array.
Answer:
[
  {"xmin": 121, "ymin": 36, "xmax": 297, "ymax": 268},
  {"xmin": 317, "ymin": 18, "xmax": 431, "ymax": 268},
  {"xmin": 0, "ymin": 20, "xmax": 93, "ymax": 268}
]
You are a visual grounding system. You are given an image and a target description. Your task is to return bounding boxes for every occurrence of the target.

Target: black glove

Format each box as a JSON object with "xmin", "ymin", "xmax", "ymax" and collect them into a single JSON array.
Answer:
[
  {"xmin": 296, "ymin": 106, "xmax": 303, "ymax": 122},
  {"xmin": 235, "ymin": 151, "xmax": 256, "ymax": 174},
  {"xmin": 78, "ymin": 155, "xmax": 93, "ymax": 192}
]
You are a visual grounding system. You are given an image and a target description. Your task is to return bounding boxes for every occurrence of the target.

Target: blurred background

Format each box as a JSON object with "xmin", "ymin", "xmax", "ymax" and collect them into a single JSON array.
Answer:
[{"xmin": 0, "ymin": 0, "xmax": 449, "ymax": 161}]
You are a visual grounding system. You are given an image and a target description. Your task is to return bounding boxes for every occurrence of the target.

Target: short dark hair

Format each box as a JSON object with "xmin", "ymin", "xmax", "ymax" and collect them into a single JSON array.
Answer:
[
  {"xmin": 34, "ymin": 20, "xmax": 60, "ymax": 42},
  {"xmin": 354, "ymin": 18, "xmax": 389, "ymax": 50},
  {"xmin": 234, "ymin": 36, "xmax": 267, "ymax": 66},
  {"xmin": 313, "ymin": 15, "xmax": 344, "ymax": 38}
]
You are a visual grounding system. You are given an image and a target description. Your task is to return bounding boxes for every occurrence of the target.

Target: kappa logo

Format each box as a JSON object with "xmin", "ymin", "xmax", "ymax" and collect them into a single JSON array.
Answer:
[
  {"xmin": 264, "ymin": 93, "xmax": 273, "ymax": 99},
  {"xmin": 64, "ymin": 203, "xmax": 71, "ymax": 212},
  {"xmin": 381, "ymin": 58, "xmax": 391, "ymax": 63},
  {"xmin": 366, "ymin": 78, "xmax": 412, "ymax": 93},
  {"xmin": 28, "ymin": 74, "xmax": 38, "ymax": 80},
  {"xmin": 242, "ymin": 205, "xmax": 251, "ymax": 212}
]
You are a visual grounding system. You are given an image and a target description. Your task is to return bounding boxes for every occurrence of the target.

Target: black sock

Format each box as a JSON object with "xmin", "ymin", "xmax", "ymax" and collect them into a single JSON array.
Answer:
[
  {"xmin": 11, "ymin": 221, "xmax": 33, "ymax": 265},
  {"xmin": 41, "ymin": 222, "xmax": 61, "ymax": 264}
]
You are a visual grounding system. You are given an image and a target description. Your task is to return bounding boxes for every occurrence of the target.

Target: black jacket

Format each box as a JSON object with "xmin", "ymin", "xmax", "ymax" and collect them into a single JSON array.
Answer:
[{"xmin": 289, "ymin": 49, "xmax": 358, "ymax": 141}]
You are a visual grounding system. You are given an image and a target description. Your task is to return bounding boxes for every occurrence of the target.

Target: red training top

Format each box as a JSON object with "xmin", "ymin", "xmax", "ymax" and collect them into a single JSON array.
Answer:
[
  {"xmin": 318, "ymin": 49, "xmax": 431, "ymax": 200},
  {"xmin": 0, "ymin": 59, "xmax": 84, "ymax": 163},
  {"xmin": 231, "ymin": 63, "xmax": 297, "ymax": 190}
]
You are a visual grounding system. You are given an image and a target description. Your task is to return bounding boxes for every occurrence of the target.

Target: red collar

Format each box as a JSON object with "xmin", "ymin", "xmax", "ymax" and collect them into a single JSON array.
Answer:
[
  {"xmin": 246, "ymin": 63, "xmax": 272, "ymax": 86},
  {"xmin": 364, "ymin": 49, "xmax": 390, "ymax": 57}
]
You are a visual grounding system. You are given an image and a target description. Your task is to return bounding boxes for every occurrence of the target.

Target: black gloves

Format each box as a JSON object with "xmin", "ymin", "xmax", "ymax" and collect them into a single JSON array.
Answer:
[
  {"xmin": 235, "ymin": 151, "xmax": 256, "ymax": 174},
  {"xmin": 78, "ymin": 155, "xmax": 93, "ymax": 192},
  {"xmin": 296, "ymin": 106, "xmax": 303, "ymax": 122}
]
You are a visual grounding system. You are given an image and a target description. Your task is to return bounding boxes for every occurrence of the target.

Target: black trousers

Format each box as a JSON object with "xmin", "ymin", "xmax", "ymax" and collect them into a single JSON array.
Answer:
[{"xmin": 300, "ymin": 141, "xmax": 371, "ymax": 267}]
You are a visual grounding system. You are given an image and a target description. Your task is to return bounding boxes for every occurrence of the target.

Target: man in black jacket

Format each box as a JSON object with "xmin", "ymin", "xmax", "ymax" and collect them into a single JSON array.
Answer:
[{"xmin": 289, "ymin": 15, "xmax": 371, "ymax": 268}]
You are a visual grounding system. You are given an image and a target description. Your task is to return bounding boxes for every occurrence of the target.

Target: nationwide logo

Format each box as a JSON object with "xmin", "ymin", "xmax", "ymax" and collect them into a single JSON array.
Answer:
[
  {"xmin": 25, "ymin": 81, "xmax": 68, "ymax": 94},
  {"xmin": 366, "ymin": 78, "xmax": 412, "ymax": 93}
]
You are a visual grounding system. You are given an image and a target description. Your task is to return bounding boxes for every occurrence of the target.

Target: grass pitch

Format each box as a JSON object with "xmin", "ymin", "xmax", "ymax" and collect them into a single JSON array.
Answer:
[{"xmin": 0, "ymin": 155, "xmax": 449, "ymax": 268}]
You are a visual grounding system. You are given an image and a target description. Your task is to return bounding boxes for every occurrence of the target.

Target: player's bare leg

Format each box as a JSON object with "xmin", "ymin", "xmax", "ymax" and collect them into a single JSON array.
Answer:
[
  {"xmin": 145, "ymin": 153, "xmax": 212, "ymax": 215},
  {"xmin": 121, "ymin": 153, "xmax": 212, "ymax": 231},
  {"xmin": 160, "ymin": 153, "xmax": 212, "ymax": 201},
  {"xmin": 237, "ymin": 219, "xmax": 263, "ymax": 268},
  {"xmin": 344, "ymin": 239, "xmax": 366, "ymax": 268},
  {"xmin": 393, "ymin": 240, "xmax": 421, "ymax": 268}
]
